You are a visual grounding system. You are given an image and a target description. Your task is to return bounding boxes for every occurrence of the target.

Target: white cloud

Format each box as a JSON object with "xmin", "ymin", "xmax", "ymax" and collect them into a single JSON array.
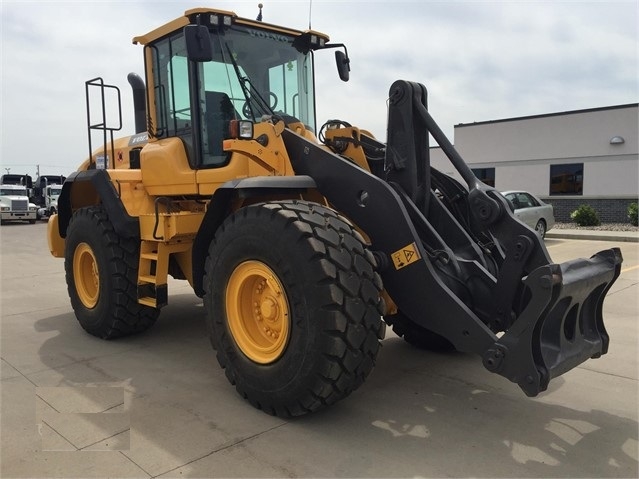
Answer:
[{"xmin": 1, "ymin": 0, "xmax": 637, "ymax": 176}]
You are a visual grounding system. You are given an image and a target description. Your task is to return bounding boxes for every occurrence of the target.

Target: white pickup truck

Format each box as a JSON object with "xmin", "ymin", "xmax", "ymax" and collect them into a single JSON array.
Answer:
[{"xmin": 0, "ymin": 184, "xmax": 38, "ymax": 224}]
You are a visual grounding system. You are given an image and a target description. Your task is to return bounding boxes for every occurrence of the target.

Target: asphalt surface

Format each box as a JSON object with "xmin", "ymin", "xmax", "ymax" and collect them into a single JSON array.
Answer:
[{"xmin": 1, "ymin": 222, "xmax": 637, "ymax": 478}]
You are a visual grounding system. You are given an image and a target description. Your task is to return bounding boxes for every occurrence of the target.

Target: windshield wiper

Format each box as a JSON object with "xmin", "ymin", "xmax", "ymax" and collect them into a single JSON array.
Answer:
[{"xmin": 223, "ymin": 44, "xmax": 273, "ymax": 119}]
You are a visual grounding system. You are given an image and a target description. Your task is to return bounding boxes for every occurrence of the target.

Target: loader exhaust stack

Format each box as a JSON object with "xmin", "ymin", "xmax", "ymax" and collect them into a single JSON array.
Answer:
[{"xmin": 127, "ymin": 72, "xmax": 146, "ymax": 134}]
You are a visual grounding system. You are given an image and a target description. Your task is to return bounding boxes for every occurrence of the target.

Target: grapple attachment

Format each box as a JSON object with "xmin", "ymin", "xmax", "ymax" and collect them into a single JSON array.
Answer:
[{"xmin": 483, "ymin": 248, "xmax": 622, "ymax": 396}]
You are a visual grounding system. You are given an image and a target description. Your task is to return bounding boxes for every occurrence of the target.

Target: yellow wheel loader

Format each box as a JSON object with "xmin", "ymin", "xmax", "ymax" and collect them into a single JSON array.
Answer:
[{"xmin": 48, "ymin": 7, "xmax": 622, "ymax": 417}]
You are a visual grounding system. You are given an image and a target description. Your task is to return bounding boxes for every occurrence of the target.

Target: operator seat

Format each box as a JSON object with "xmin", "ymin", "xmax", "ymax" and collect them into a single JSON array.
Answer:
[{"xmin": 204, "ymin": 91, "xmax": 237, "ymax": 165}]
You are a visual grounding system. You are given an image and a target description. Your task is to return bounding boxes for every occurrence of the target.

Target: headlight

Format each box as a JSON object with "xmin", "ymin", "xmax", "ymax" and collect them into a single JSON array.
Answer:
[
  {"xmin": 29, "ymin": 206, "xmax": 37, "ymax": 211},
  {"xmin": 210, "ymin": 13, "xmax": 233, "ymax": 26},
  {"xmin": 0, "ymin": 206, "xmax": 9, "ymax": 211},
  {"xmin": 229, "ymin": 119, "xmax": 254, "ymax": 139}
]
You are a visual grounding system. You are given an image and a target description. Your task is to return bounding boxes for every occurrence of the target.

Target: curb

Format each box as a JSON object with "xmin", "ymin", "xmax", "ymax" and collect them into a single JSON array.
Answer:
[{"xmin": 546, "ymin": 230, "xmax": 639, "ymax": 243}]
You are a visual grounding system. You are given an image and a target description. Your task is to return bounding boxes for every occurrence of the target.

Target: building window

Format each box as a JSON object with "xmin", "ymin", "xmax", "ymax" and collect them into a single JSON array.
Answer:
[
  {"xmin": 550, "ymin": 163, "xmax": 583, "ymax": 195},
  {"xmin": 472, "ymin": 167, "xmax": 495, "ymax": 187}
]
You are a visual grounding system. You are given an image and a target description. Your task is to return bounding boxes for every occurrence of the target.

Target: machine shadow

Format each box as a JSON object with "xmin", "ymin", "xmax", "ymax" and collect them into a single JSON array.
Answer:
[{"xmin": 304, "ymin": 336, "xmax": 639, "ymax": 478}]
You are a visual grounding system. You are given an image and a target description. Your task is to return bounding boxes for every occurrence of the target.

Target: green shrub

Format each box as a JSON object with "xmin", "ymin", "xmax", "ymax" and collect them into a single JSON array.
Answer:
[
  {"xmin": 628, "ymin": 202, "xmax": 638, "ymax": 226},
  {"xmin": 570, "ymin": 204, "xmax": 600, "ymax": 226}
]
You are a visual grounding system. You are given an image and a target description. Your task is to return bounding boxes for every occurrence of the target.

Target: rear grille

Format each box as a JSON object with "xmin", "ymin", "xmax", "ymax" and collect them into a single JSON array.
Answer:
[{"xmin": 11, "ymin": 199, "xmax": 27, "ymax": 211}]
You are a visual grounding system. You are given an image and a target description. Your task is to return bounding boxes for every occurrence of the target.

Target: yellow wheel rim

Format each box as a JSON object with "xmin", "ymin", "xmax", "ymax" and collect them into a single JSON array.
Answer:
[
  {"xmin": 73, "ymin": 242, "xmax": 100, "ymax": 309},
  {"xmin": 226, "ymin": 260, "xmax": 290, "ymax": 364}
]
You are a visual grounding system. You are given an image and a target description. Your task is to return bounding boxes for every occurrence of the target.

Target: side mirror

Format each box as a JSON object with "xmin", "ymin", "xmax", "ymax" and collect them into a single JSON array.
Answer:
[
  {"xmin": 335, "ymin": 50, "xmax": 350, "ymax": 82},
  {"xmin": 184, "ymin": 25, "xmax": 213, "ymax": 62}
]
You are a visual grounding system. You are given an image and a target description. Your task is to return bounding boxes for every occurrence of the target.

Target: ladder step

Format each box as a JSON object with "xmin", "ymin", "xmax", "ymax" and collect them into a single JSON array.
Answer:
[
  {"xmin": 138, "ymin": 283, "xmax": 168, "ymax": 309},
  {"xmin": 138, "ymin": 297, "xmax": 157, "ymax": 308},
  {"xmin": 141, "ymin": 252, "xmax": 158, "ymax": 260},
  {"xmin": 139, "ymin": 275, "xmax": 157, "ymax": 284}
]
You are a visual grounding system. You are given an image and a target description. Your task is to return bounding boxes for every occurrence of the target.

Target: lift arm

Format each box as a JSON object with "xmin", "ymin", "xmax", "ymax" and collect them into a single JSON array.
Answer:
[{"xmin": 281, "ymin": 80, "xmax": 622, "ymax": 396}]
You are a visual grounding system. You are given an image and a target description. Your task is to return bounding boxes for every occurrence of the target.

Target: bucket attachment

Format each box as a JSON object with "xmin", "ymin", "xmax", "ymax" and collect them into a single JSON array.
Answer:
[{"xmin": 282, "ymin": 79, "xmax": 624, "ymax": 396}]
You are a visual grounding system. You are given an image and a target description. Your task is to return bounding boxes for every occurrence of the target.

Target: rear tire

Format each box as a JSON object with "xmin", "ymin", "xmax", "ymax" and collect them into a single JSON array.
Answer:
[
  {"xmin": 385, "ymin": 311, "xmax": 455, "ymax": 352},
  {"xmin": 64, "ymin": 206, "xmax": 159, "ymax": 339},
  {"xmin": 204, "ymin": 200, "xmax": 385, "ymax": 416}
]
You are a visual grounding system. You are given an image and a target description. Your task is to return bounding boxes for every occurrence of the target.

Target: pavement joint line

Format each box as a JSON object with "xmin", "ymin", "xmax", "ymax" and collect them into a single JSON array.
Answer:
[
  {"xmin": 40, "ymin": 419, "xmax": 79, "ymax": 451},
  {"xmin": 2, "ymin": 305, "xmax": 73, "ymax": 318},
  {"xmin": 2, "ymin": 357, "xmax": 39, "ymax": 387},
  {"xmin": 17, "ymin": 344, "xmax": 151, "ymax": 378},
  {"xmin": 3, "ymin": 272, "xmax": 68, "ymax": 280},
  {"xmin": 607, "ymin": 282, "xmax": 639, "ymax": 295},
  {"xmin": 119, "ymin": 450, "xmax": 153, "ymax": 478},
  {"xmin": 35, "ymin": 393, "xmax": 61, "ymax": 413},
  {"xmin": 150, "ymin": 421, "xmax": 288, "ymax": 478},
  {"xmin": 79, "ymin": 428, "xmax": 130, "ymax": 451},
  {"xmin": 101, "ymin": 401, "xmax": 125, "ymax": 413},
  {"xmin": 576, "ymin": 365, "xmax": 638, "ymax": 382},
  {"xmin": 14, "ymin": 362, "xmax": 90, "ymax": 379}
]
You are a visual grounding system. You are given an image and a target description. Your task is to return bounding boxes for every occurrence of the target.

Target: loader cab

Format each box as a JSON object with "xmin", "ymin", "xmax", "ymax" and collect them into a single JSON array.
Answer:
[{"xmin": 136, "ymin": 8, "xmax": 330, "ymax": 170}]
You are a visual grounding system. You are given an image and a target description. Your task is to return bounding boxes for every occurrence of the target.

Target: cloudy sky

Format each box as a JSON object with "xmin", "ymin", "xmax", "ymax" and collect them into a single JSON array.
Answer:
[{"xmin": 1, "ymin": 0, "xmax": 637, "ymax": 177}]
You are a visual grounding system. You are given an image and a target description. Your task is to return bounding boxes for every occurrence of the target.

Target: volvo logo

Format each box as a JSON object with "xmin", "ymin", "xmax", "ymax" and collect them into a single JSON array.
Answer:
[{"xmin": 248, "ymin": 29, "xmax": 290, "ymax": 43}]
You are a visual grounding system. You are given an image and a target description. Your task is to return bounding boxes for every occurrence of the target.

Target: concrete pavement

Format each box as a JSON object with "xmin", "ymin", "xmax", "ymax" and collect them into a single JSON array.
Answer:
[{"xmin": 1, "ymin": 222, "xmax": 637, "ymax": 478}]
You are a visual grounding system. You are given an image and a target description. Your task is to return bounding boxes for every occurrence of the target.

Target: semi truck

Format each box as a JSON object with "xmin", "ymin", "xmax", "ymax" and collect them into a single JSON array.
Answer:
[
  {"xmin": 31, "ymin": 175, "xmax": 66, "ymax": 219},
  {"xmin": 0, "ymin": 179, "xmax": 38, "ymax": 224}
]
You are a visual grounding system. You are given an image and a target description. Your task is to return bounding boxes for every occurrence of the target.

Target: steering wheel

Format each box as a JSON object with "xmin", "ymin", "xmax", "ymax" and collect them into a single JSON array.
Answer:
[
  {"xmin": 268, "ymin": 92, "xmax": 278, "ymax": 110},
  {"xmin": 242, "ymin": 92, "xmax": 279, "ymax": 118}
]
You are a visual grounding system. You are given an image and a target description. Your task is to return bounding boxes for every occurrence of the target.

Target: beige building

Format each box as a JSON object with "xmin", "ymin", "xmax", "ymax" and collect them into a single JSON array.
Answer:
[{"xmin": 430, "ymin": 103, "xmax": 638, "ymax": 222}]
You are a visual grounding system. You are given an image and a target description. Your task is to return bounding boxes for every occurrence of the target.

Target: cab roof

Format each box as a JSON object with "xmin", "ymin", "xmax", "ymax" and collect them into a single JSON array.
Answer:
[{"xmin": 132, "ymin": 7, "xmax": 330, "ymax": 45}]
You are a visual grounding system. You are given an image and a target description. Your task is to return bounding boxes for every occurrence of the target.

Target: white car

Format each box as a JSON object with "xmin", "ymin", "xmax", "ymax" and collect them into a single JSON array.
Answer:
[{"xmin": 502, "ymin": 190, "xmax": 555, "ymax": 238}]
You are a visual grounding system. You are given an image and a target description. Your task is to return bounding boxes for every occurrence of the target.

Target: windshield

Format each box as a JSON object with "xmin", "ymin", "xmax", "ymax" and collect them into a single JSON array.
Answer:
[
  {"xmin": 205, "ymin": 25, "xmax": 315, "ymax": 126},
  {"xmin": 1, "ymin": 188, "xmax": 27, "ymax": 196},
  {"xmin": 151, "ymin": 24, "xmax": 316, "ymax": 168}
]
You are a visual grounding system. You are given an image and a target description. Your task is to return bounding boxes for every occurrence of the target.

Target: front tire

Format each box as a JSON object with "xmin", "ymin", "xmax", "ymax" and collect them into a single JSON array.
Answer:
[
  {"xmin": 64, "ymin": 206, "xmax": 159, "ymax": 339},
  {"xmin": 204, "ymin": 200, "xmax": 385, "ymax": 416}
]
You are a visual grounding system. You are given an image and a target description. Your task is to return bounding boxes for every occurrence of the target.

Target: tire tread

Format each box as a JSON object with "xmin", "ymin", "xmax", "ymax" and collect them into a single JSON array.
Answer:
[
  {"xmin": 65, "ymin": 206, "xmax": 158, "ymax": 339},
  {"xmin": 204, "ymin": 200, "xmax": 385, "ymax": 416}
]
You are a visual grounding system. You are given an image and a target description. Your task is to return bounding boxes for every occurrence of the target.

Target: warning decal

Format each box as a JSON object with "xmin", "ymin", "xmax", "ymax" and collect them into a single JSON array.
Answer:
[{"xmin": 391, "ymin": 242, "xmax": 421, "ymax": 270}]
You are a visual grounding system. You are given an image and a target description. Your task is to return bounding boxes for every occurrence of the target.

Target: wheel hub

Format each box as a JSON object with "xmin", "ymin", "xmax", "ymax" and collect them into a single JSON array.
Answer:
[
  {"xmin": 226, "ymin": 261, "xmax": 290, "ymax": 364},
  {"xmin": 260, "ymin": 297, "xmax": 278, "ymax": 321},
  {"xmin": 73, "ymin": 242, "xmax": 99, "ymax": 309}
]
